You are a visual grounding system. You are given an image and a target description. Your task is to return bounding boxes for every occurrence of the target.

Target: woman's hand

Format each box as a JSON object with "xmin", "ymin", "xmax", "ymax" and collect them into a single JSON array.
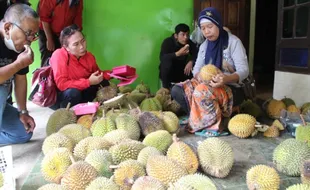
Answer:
[
  {"xmin": 89, "ymin": 71, "xmax": 103, "ymax": 85},
  {"xmin": 209, "ymin": 73, "xmax": 227, "ymax": 88}
]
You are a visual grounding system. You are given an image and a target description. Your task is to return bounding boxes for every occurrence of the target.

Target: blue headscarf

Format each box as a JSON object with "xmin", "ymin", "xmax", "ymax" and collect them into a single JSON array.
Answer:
[{"xmin": 198, "ymin": 7, "xmax": 229, "ymax": 69}]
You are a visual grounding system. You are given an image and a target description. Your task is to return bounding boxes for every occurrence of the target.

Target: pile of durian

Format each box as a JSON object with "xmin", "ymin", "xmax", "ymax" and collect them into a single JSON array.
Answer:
[{"xmin": 38, "ymin": 81, "xmax": 310, "ymax": 190}]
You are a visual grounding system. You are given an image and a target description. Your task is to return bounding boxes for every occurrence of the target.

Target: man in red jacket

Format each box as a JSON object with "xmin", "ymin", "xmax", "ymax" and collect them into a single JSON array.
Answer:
[{"xmin": 38, "ymin": 0, "xmax": 83, "ymax": 67}]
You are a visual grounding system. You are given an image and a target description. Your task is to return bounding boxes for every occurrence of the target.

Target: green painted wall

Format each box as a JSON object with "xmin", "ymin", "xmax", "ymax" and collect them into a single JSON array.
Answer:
[{"xmin": 28, "ymin": 0, "xmax": 193, "ymax": 95}]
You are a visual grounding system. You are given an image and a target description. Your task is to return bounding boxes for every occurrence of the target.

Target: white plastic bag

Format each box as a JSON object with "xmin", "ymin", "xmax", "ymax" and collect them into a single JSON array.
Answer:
[
  {"xmin": 190, "ymin": 22, "xmax": 205, "ymax": 46},
  {"xmin": 0, "ymin": 146, "xmax": 15, "ymax": 190}
]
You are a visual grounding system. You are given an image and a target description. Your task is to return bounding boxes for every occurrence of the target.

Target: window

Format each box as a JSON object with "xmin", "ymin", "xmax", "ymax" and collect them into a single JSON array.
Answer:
[{"xmin": 276, "ymin": 0, "xmax": 310, "ymax": 74}]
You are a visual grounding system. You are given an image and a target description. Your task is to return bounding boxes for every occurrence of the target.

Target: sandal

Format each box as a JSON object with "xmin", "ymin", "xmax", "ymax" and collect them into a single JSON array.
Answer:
[{"xmin": 195, "ymin": 129, "xmax": 229, "ymax": 138}]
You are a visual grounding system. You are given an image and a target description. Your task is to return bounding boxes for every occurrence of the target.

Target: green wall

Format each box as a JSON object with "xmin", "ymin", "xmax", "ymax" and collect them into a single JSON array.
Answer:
[{"xmin": 28, "ymin": 0, "xmax": 193, "ymax": 94}]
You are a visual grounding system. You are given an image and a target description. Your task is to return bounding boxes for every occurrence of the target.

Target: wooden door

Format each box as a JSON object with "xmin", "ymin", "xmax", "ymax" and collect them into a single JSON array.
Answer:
[{"xmin": 193, "ymin": 0, "xmax": 250, "ymax": 53}]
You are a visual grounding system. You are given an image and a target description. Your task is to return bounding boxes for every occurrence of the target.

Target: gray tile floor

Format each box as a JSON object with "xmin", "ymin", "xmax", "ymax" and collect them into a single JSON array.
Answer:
[{"xmin": 11, "ymin": 102, "xmax": 301, "ymax": 190}]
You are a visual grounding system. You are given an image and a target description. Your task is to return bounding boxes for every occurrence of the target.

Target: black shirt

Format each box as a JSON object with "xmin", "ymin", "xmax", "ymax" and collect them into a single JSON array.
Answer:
[
  {"xmin": 0, "ymin": 35, "xmax": 29, "ymax": 86},
  {"xmin": 159, "ymin": 34, "xmax": 198, "ymax": 89}
]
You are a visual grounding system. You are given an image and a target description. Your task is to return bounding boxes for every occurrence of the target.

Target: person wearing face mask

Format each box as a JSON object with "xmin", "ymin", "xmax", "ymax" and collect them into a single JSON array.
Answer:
[
  {"xmin": 159, "ymin": 23, "xmax": 198, "ymax": 90},
  {"xmin": 50, "ymin": 24, "xmax": 110, "ymax": 109},
  {"xmin": 171, "ymin": 7, "xmax": 249, "ymax": 134},
  {"xmin": 0, "ymin": 4, "xmax": 39, "ymax": 144}
]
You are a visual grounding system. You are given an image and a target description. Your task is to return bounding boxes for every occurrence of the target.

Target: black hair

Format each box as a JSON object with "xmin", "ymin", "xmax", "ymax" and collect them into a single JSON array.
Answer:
[
  {"xmin": 59, "ymin": 24, "xmax": 81, "ymax": 46},
  {"xmin": 175, "ymin": 23, "xmax": 190, "ymax": 34}
]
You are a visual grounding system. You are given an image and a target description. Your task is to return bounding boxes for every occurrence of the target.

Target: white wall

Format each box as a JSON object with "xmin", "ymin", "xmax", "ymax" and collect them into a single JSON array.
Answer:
[{"xmin": 273, "ymin": 71, "xmax": 310, "ymax": 107}]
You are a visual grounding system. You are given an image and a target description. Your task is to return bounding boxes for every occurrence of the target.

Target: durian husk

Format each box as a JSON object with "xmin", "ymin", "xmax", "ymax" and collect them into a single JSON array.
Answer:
[
  {"xmin": 228, "ymin": 114, "xmax": 256, "ymax": 138},
  {"xmin": 246, "ymin": 165, "xmax": 280, "ymax": 190},
  {"xmin": 264, "ymin": 126, "xmax": 280, "ymax": 138}
]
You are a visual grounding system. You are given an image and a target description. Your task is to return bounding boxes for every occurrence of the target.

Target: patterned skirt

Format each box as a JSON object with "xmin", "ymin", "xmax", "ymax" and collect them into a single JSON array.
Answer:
[{"xmin": 179, "ymin": 78, "xmax": 233, "ymax": 133}]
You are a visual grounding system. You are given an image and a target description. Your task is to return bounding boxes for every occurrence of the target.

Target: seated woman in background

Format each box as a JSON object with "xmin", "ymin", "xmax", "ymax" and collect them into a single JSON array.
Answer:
[
  {"xmin": 50, "ymin": 24, "xmax": 109, "ymax": 108},
  {"xmin": 171, "ymin": 7, "xmax": 249, "ymax": 133}
]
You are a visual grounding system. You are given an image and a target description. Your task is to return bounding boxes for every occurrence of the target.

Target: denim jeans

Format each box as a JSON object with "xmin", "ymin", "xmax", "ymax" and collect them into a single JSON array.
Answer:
[{"xmin": 0, "ymin": 85, "xmax": 32, "ymax": 145}]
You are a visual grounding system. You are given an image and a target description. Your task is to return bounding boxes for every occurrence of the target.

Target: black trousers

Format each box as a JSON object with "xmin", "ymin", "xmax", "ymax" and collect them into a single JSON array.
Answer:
[
  {"xmin": 50, "ymin": 80, "xmax": 109, "ymax": 110},
  {"xmin": 38, "ymin": 29, "xmax": 61, "ymax": 67},
  {"xmin": 171, "ymin": 84, "xmax": 245, "ymax": 115}
]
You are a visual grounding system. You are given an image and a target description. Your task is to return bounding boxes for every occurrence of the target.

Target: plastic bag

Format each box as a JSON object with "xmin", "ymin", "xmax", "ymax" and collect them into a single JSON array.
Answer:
[{"xmin": 190, "ymin": 22, "xmax": 205, "ymax": 46}]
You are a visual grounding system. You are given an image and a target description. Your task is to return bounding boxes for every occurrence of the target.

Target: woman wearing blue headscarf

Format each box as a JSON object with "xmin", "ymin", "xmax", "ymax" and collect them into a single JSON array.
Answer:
[{"xmin": 171, "ymin": 7, "xmax": 249, "ymax": 133}]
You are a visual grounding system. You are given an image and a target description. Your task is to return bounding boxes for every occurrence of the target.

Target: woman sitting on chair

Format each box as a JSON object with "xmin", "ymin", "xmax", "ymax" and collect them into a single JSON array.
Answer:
[
  {"xmin": 171, "ymin": 7, "xmax": 249, "ymax": 133},
  {"xmin": 50, "ymin": 24, "xmax": 109, "ymax": 109}
]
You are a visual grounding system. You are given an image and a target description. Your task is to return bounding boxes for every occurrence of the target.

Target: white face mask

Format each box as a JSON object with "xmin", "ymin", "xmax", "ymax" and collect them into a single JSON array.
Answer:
[{"xmin": 4, "ymin": 26, "xmax": 21, "ymax": 53}]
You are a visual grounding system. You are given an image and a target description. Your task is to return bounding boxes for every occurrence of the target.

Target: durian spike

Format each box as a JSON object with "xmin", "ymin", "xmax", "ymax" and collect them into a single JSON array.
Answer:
[
  {"xmin": 300, "ymin": 114, "xmax": 306, "ymax": 126},
  {"xmin": 101, "ymin": 109, "xmax": 106, "ymax": 118},
  {"xmin": 172, "ymin": 133, "xmax": 180, "ymax": 142},
  {"xmin": 126, "ymin": 178, "xmax": 135, "ymax": 185},
  {"xmin": 66, "ymin": 102, "xmax": 71, "ymax": 110},
  {"xmin": 109, "ymin": 165, "xmax": 120, "ymax": 170},
  {"xmin": 128, "ymin": 104, "xmax": 133, "ymax": 110}
]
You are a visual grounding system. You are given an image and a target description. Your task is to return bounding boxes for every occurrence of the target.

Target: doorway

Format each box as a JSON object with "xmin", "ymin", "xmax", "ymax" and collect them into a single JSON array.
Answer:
[{"xmin": 253, "ymin": 0, "xmax": 278, "ymax": 100}]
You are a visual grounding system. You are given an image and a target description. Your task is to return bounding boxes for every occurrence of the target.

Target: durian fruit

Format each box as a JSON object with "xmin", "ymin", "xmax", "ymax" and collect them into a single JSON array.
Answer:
[
  {"xmin": 86, "ymin": 177, "xmax": 119, "ymax": 190},
  {"xmin": 85, "ymin": 149, "xmax": 113, "ymax": 178},
  {"xmin": 112, "ymin": 159, "xmax": 146, "ymax": 190},
  {"xmin": 109, "ymin": 81, "xmax": 118, "ymax": 92},
  {"xmin": 163, "ymin": 99, "xmax": 181, "ymax": 114},
  {"xmin": 140, "ymin": 98, "xmax": 162, "ymax": 111},
  {"xmin": 240, "ymin": 100, "xmax": 262, "ymax": 118},
  {"xmin": 103, "ymin": 94, "xmax": 127, "ymax": 109},
  {"xmin": 286, "ymin": 184, "xmax": 310, "ymax": 190},
  {"xmin": 135, "ymin": 81, "xmax": 150, "ymax": 94},
  {"xmin": 91, "ymin": 113, "xmax": 116, "ymax": 137},
  {"xmin": 96, "ymin": 85, "xmax": 118, "ymax": 102},
  {"xmin": 151, "ymin": 111, "xmax": 179, "ymax": 134},
  {"xmin": 301, "ymin": 102, "xmax": 310, "ymax": 115},
  {"xmin": 131, "ymin": 176, "xmax": 166, "ymax": 190},
  {"xmin": 77, "ymin": 115, "xmax": 94, "ymax": 129},
  {"xmin": 296, "ymin": 122, "xmax": 310, "ymax": 147},
  {"xmin": 273, "ymin": 138, "xmax": 310, "ymax": 176},
  {"xmin": 109, "ymin": 140, "xmax": 146, "ymax": 164},
  {"xmin": 198, "ymin": 64, "xmax": 221, "ymax": 82},
  {"xmin": 168, "ymin": 173, "xmax": 217, "ymax": 190},
  {"xmin": 137, "ymin": 146, "xmax": 163, "ymax": 166},
  {"xmin": 197, "ymin": 137, "xmax": 234, "ymax": 178},
  {"xmin": 287, "ymin": 105, "xmax": 300, "ymax": 113},
  {"xmin": 281, "ymin": 97, "xmax": 295, "ymax": 107},
  {"xmin": 119, "ymin": 85, "xmax": 133, "ymax": 93},
  {"xmin": 103, "ymin": 129, "xmax": 131, "ymax": 144},
  {"xmin": 156, "ymin": 88, "xmax": 170, "ymax": 96},
  {"xmin": 58, "ymin": 124, "xmax": 91, "ymax": 144},
  {"xmin": 42, "ymin": 133, "xmax": 75, "ymax": 155},
  {"xmin": 106, "ymin": 108, "xmax": 129, "ymax": 122},
  {"xmin": 264, "ymin": 126, "xmax": 280, "ymax": 138},
  {"xmin": 115, "ymin": 113, "xmax": 141, "ymax": 140},
  {"xmin": 95, "ymin": 106, "xmax": 104, "ymax": 118},
  {"xmin": 228, "ymin": 114, "xmax": 256, "ymax": 138},
  {"xmin": 155, "ymin": 93, "xmax": 170, "ymax": 106},
  {"xmin": 167, "ymin": 134, "xmax": 199, "ymax": 174},
  {"xmin": 142, "ymin": 130, "xmax": 173, "ymax": 153},
  {"xmin": 128, "ymin": 107, "xmax": 141, "ymax": 121},
  {"xmin": 0, "ymin": 172, "xmax": 3, "ymax": 188},
  {"xmin": 61, "ymin": 161, "xmax": 98, "ymax": 190},
  {"xmin": 41, "ymin": 148, "xmax": 72, "ymax": 183},
  {"xmin": 273, "ymin": 119, "xmax": 285, "ymax": 130},
  {"xmin": 301, "ymin": 160, "xmax": 310, "ymax": 184},
  {"xmin": 246, "ymin": 165, "xmax": 280, "ymax": 190},
  {"xmin": 73, "ymin": 137, "xmax": 112, "ymax": 160},
  {"xmin": 146, "ymin": 155, "xmax": 188, "ymax": 186},
  {"xmin": 267, "ymin": 99, "xmax": 286, "ymax": 119},
  {"xmin": 138, "ymin": 111, "xmax": 165, "ymax": 136},
  {"xmin": 127, "ymin": 92, "xmax": 147, "ymax": 105},
  {"xmin": 46, "ymin": 103, "xmax": 77, "ymax": 136},
  {"xmin": 38, "ymin": 183, "xmax": 64, "ymax": 190}
]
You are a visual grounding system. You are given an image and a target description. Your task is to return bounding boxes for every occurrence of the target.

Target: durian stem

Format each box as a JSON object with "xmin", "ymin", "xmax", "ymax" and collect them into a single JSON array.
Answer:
[
  {"xmin": 66, "ymin": 102, "xmax": 71, "ymax": 110},
  {"xmin": 102, "ymin": 110, "xmax": 106, "ymax": 118},
  {"xmin": 172, "ymin": 133, "xmax": 179, "ymax": 142},
  {"xmin": 69, "ymin": 154, "xmax": 76, "ymax": 163},
  {"xmin": 109, "ymin": 165, "xmax": 120, "ymax": 169},
  {"xmin": 300, "ymin": 114, "xmax": 306, "ymax": 126},
  {"xmin": 128, "ymin": 104, "xmax": 132, "ymax": 110}
]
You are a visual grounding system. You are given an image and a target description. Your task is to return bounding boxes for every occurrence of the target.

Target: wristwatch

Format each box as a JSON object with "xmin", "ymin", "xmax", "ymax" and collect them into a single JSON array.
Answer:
[{"xmin": 19, "ymin": 110, "xmax": 29, "ymax": 115}]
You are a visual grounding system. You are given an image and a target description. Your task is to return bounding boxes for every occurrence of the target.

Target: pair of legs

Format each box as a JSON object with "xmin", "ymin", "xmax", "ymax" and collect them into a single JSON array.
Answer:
[
  {"xmin": 38, "ymin": 29, "xmax": 61, "ymax": 67},
  {"xmin": 171, "ymin": 81, "xmax": 244, "ymax": 132},
  {"xmin": 51, "ymin": 80, "xmax": 110, "ymax": 109},
  {"xmin": 0, "ymin": 85, "xmax": 32, "ymax": 145}
]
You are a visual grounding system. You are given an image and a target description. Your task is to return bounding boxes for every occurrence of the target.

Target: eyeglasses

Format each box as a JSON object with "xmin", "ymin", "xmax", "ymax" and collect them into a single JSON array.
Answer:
[{"xmin": 12, "ymin": 23, "xmax": 39, "ymax": 42}]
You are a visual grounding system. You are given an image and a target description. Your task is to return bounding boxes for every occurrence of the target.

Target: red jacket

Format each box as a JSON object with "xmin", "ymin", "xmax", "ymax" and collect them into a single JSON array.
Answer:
[
  {"xmin": 39, "ymin": 0, "xmax": 83, "ymax": 36},
  {"xmin": 50, "ymin": 47, "xmax": 101, "ymax": 91}
]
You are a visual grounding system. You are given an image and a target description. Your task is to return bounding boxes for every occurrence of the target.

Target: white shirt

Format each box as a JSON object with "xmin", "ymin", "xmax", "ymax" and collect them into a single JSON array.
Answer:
[{"xmin": 192, "ymin": 33, "xmax": 249, "ymax": 84}]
